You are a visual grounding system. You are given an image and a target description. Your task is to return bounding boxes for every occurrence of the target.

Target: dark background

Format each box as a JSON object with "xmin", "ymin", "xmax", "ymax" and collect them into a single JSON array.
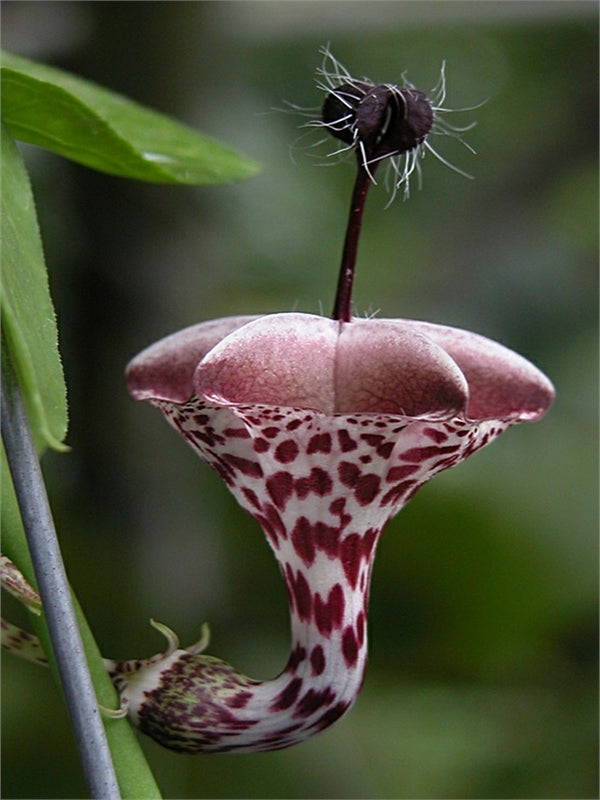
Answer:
[{"xmin": 2, "ymin": 2, "xmax": 598, "ymax": 798}]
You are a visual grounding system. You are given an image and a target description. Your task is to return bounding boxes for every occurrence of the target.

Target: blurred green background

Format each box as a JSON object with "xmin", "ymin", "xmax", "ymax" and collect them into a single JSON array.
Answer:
[{"xmin": 2, "ymin": 2, "xmax": 598, "ymax": 798}]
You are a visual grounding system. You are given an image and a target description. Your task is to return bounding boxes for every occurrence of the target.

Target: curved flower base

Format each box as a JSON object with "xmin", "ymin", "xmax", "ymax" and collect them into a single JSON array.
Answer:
[{"xmin": 112, "ymin": 313, "xmax": 553, "ymax": 753}]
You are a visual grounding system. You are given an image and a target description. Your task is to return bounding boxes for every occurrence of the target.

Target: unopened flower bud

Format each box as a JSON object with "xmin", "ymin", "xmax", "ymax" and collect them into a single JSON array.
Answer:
[{"xmin": 322, "ymin": 82, "xmax": 433, "ymax": 162}]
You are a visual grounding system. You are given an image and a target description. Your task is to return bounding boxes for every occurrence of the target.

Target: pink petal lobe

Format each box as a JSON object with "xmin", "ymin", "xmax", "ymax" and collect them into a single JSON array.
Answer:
[
  {"xmin": 335, "ymin": 319, "xmax": 468, "ymax": 417},
  {"xmin": 194, "ymin": 314, "xmax": 339, "ymax": 414},
  {"xmin": 194, "ymin": 314, "xmax": 470, "ymax": 420},
  {"xmin": 126, "ymin": 316, "xmax": 258, "ymax": 402},
  {"xmin": 402, "ymin": 320, "xmax": 555, "ymax": 421}
]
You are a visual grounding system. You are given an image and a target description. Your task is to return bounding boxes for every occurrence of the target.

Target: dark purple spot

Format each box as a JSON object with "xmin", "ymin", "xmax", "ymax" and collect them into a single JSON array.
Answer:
[
  {"xmin": 291, "ymin": 517, "xmax": 316, "ymax": 567},
  {"xmin": 275, "ymin": 439, "xmax": 299, "ymax": 464},
  {"xmin": 286, "ymin": 418, "xmax": 303, "ymax": 431},
  {"xmin": 295, "ymin": 467, "xmax": 332, "ymax": 498},
  {"xmin": 263, "ymin": 503, "xmax": 287, "ymax": 539},
  {"xmin": 266, "ymin": 471, "xmax": 294, "ymax": 510},
  {"xmin": 223, "ymin": 427, "xmax": 251, "ymax": 439},
  {"xmin": 254, "ymin": 438, "xmax": 270, "ymax": 453},
  {"xmin": 386, "ymin": 464, "xmax": 420, "ymax": 482},
  {"xmin": 377, "ymin": 442, "xmax": 394, "ymax": 459},
  {"xmin": 430, "ymin": 455, "xmax": 461, "ymax": 471},
  {"xmin": 338, "ymin": 429, "xmax": 358, "ymax": 452},
  {"xmin": 329, "ymin": 497, "xmax": 345, "ymax": 515},
  {"xmin": 310, "ymin": 645, "xmax": 326, "ymax": 676},
  {"xmin": 286, "ymin": 566, "xmax": 312, "ymax": 621},
  {"xmin": 355, "ymin": 473, "xmax": 381, "ymax": 505},
  {"xmin": 380, "ymin": 479, "xmax": 417, "ymax": 507},
  {"xmin": 362, "ymin": 527, "xmax": 378, "ymax": 560},
  {"xmin": 222, "ymin": 454, "xmax": 263, "ymax": 478},
  {"xmin": 270, "ymin": 677, "xmax": 303, "ymax": 711},
  {"xmin": 307, "ymin": 433, "xmax": 332, "ymax": 454},
  {"xmin": 314, "ymin": 522, "xmax": 340, "ymax": 558},
  {"xmin": 401, "ymin": 444, "xmax": 460, "ymax": 462},
  {"xmin": 262, "ymin": 426, "xmax": 281, "ymax": 439},
  {"xmin": 339, "ymin": 461, "xmax": 360, "ymax": 488},
  {"xmin": 309, "ymin": 701, "xmax": 349, "ymax": 732},
  {"xmin": 242, "ymin": 487, "xmax": 261, "ymax": 510},
  {"xmin": 341, "ymin": 533, "xmax": 367, "ymax": 589},
  {"xmin": 423, "ymin": 427, "xmax": 448, "ymax": 443},
  {"xmin": 356, "ymin": 611, "xmax": 365, "ymax": 646},
  {"xmin": 226, "ymin": 691, "xmax": 253, "ymax": 709},
  {"xmin": 342, "ymin": 626, "xmax": 359, "ymax": 667},
  {"xmin": 194, "ymin": 429, "xmax": 226, "ymax": 448},
  {"xmin": 329, "ymin": 498, "xmax": 351, "ymax": 529},
  {"xmin": 286, "ymin": 643, "xmax": 307, "ymax": 671},
  {"xmin": 314, "ymin": 583, "xmax": 345, "ymax": 636},
  {"xmin": 361, "ymin": 433, "xmax": 385, "ymax": 448},
  {"xmin": 293, "ymin": 687, "xmax": 336, "ymax": 718}
]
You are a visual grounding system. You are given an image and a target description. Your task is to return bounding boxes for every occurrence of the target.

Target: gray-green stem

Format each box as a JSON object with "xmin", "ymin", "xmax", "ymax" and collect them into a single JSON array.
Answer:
[{"xmin": 1, "ymin": 342, "xmax": 121, "ymax": 800}]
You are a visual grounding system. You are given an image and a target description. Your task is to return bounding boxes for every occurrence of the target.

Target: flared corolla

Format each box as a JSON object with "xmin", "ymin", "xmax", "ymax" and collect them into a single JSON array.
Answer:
[{"xmin": 111, "ymin": 314, "xmax": 554, "ymax": 754}]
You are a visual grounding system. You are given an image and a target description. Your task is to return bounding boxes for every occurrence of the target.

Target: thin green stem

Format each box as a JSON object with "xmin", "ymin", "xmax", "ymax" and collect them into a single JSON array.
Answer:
[
  {"xmin": 1, "ymin": 344, "xmax": 121, "ymax": 800},
  {"xmin": 2, "ymin": 364, "xmax": 163, "ymax": 800}
]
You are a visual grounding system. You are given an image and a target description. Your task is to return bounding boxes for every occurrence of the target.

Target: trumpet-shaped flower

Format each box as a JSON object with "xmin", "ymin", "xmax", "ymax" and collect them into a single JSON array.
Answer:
[{"xmin": 112, "ymin": 312, "xmax": 553, "ymax": 753}]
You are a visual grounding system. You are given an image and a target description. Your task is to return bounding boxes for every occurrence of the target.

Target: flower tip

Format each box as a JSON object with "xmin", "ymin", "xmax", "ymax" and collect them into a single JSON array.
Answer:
[
  {"xmin": 126, "ymin": 355, "xmax": 192, "ymax": 403},
  {"xmin": 404, "ymin": 320, "xmax": 555, "ymax": 423},
  {"xmin": 462, "ymin": 348, "xmax": 555, "ymax": 424},
  {"xmin": 125, "ymin": 316, "xmax": 259, "ymax": 403},
  {"xmin": 498, "ymin": 372, "xmax": 555, "ymax": 423}
]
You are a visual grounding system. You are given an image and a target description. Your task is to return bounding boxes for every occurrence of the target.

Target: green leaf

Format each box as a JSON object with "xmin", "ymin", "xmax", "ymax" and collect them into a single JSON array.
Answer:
[
  {"xmin": 1, "ymin": 50, "xmax": 260, "ymax": 184},
  {"xmin": 1, "ymin": 124, "xmax": 67, "ymax": 452}
]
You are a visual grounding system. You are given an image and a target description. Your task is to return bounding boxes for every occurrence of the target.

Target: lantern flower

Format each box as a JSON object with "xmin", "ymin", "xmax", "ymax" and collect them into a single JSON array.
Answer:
[
  {"xmin": 114, "ymin": 313, "xmax": 553, "ymax": 753},
  {"xmin": 105, "ymin": 48, "xmax": 554, "ymax": 754}
]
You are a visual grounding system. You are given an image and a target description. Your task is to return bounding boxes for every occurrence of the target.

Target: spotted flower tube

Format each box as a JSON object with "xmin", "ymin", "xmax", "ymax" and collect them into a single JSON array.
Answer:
[{"xmin": 107, "ymin": 50, "xmax": 554, "ymax": 754}]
